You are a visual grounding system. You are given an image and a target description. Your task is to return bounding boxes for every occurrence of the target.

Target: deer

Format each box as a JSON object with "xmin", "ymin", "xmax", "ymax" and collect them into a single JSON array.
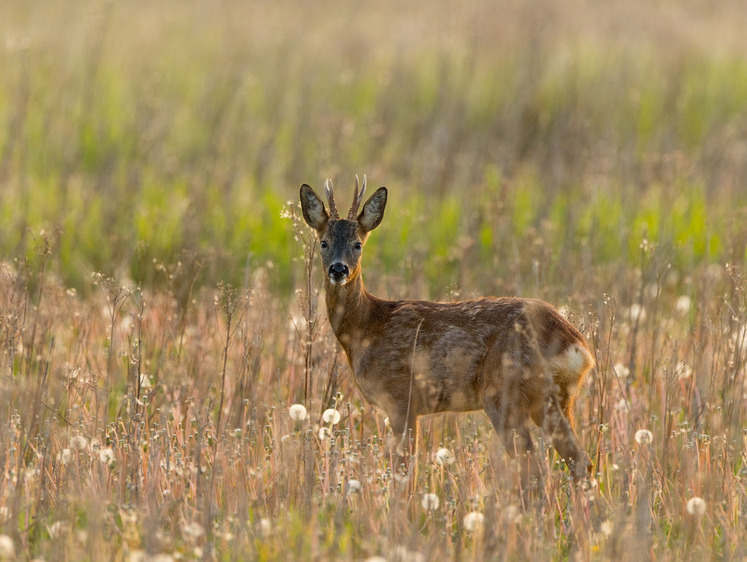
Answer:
[{"xmin": 299, "ymin": 176, "xmax": 595, "ymax": 482}]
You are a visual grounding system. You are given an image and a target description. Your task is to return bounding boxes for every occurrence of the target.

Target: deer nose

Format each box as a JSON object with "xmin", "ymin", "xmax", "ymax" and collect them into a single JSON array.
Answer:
[{"xmin": 328, "ymin": 262, "xmax": 349, "ymax": 281}]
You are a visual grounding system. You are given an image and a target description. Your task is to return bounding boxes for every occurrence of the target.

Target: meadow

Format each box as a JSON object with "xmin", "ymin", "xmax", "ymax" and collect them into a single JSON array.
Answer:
[{"xmin": 1, "ymin": 0, "xmax": 746, "ymax": 559}]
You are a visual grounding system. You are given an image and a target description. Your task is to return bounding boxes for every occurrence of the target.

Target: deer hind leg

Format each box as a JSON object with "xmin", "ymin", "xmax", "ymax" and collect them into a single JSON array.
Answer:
[
  {"xmin": 531, "ymin": 392, "xmax": 591, "ymax": 481},
  {"xmin": 387, "ymin": 408, "xmax": 418, "ymax": 457}
]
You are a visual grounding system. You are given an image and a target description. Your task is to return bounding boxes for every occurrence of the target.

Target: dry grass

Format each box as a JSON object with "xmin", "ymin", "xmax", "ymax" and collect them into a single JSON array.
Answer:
[{"xmin": 0, "ymin": 0, "xmax": 746, "ymax": 560}]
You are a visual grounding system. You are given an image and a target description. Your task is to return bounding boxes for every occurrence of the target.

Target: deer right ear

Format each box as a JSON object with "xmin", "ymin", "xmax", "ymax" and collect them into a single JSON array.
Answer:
[
  {"xmin": 300, "ymin": 184, "xmax": 329, "ymax": 231},
  {"xmin": 358, "ymin": 187, "xmax": 387, "ymax": 233}
]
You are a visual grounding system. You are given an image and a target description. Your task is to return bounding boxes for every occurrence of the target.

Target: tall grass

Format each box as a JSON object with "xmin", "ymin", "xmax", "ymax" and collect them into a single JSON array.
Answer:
[{"xmin": 0, "ymin": 0, "xmax": 746, "ymax": 559}]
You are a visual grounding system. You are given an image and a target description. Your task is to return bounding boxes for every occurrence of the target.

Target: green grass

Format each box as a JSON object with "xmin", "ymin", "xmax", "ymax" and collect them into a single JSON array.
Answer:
[{"xmin": 0, "ymin": 0, "xmax": 746, "ymax": 560}]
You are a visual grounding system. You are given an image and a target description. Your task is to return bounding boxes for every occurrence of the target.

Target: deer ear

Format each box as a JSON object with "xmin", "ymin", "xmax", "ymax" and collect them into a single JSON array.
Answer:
[
  {"xmin": 358, "ymin": 187, "xmax": 387, "ymax": 233},
  {"xmin": 300, "ymin": 184, "xmax": 329, "ymax": 231}
]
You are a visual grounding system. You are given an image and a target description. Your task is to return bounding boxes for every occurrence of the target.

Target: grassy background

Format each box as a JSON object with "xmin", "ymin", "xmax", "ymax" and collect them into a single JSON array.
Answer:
[{"xmin": 1, "ymin": 0, "xmax": 746, "ymax": 560}]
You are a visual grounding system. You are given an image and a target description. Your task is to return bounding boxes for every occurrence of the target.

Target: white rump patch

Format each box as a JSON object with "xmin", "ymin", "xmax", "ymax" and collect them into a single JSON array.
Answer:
[{"xmin": 558, "ymin": 343, "xmax": 593, "ymax": 375}]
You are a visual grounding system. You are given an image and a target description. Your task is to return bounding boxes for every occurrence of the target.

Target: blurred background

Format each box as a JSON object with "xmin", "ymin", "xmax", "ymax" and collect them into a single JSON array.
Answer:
[{"xmin": 1, "ymin": 0, "xmax": 746, "ymax": 299}]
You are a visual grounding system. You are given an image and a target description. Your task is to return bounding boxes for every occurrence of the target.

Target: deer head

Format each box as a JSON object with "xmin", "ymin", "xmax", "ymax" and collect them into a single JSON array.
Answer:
[{"xmin": 300, "ymin": 176, "xmax": 387, "ymax": 286}]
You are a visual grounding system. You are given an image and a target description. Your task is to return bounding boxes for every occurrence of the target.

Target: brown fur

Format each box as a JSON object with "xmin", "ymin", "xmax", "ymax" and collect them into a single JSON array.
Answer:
[{"xmin": 300, "ymin": 181, "xmax": 594, "ymax": 480}]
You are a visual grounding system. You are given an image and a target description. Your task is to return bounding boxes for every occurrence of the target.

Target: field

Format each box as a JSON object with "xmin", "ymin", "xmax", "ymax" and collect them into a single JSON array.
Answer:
[{"xmin": 1, "ymin": 0, "xmax": 746, "ymax": 559}]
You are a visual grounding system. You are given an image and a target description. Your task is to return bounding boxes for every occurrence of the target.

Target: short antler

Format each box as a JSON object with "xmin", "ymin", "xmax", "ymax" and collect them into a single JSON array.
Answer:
[
  {"xmin": 324, "ymin": 179, "xmax": 340, "ymax": 220},
  {"xmin": 348, "ymin": 174, "xmax": 367, "ymax": 220}
]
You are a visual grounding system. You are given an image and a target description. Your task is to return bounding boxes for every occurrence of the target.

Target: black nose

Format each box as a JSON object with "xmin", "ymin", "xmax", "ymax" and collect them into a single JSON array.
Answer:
[{"xmin": 329, "ymin": 263, "xmax": 349, "ymax": 279}]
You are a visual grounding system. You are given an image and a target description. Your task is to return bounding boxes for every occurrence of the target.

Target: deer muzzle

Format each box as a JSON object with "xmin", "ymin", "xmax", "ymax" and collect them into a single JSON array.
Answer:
[{"xmin": 328, "ymin": 262, "xmax": 350, "ymax": 285}]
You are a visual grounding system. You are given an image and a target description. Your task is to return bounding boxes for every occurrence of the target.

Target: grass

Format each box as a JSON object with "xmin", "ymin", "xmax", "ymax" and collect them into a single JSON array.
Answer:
[{"xmin": 0, "ymin": 0, "xmax": 746, "ymax": 559}]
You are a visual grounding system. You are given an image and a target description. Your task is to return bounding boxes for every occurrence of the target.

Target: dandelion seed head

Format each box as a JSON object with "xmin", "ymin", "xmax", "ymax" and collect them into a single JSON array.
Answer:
[
  {"xmin": 0, "ymin": 535, "xmax": 15, "ymax": 559},
  {"xmin": 614, "ymin": 398, "xmax": 630, "ymax": 413},
  {"xmin": 600, "ymin": 520, "xmax": 613, "ymax": 536},
  {"xmin": 258, "ymin": 518, "xmax": 272, "ymax": 537},
  {"xmin": 346, "ymin": 479, "xmax": 362, "ymax": 494},
  {"xmin": 687, "ymin": 497, "xmax": 706, "ymax": 516},
  {"xmin": 675, "ymin": 295, "xmax": 691, "ymax": 315},
  {"xmin": 613, "ymin": 363, "xmax": 631, "ymax": 379},
  {"xmin": 70, "ymin": 435, "xmax": 89, "ymax": 450},
  {"xmin": 322, "ymin": 408, "xmax": 341, "ymax": 425},
  {"xmin": 98, "ymin": 447, "xmax": 115, "ymax": 464},
  {"xmin": 59, "ymin": 448, "xmax": 72, "ymax": 465},
  {"xmin": 421, "ymin": 493, "xmax": 440, "ymax": 511},
  {"xmin": 635, "ymin": 429, "xmax": 653, "ymax": 445},
  {"xmin": 288, "ymin": 404, "xmax": 307, "ymax": 422},
  {"xmin": 318, "ymin": 427, "xmax": 331, "ymax": 440},
  {"xmin": 463, "ymin": 511, "xmax": 485, "ymax": 532},
  {"xmin": 182, "ymin": 521, "xmax": 204, "ymax": 539},
  {"xmin": 435, "ymin": 447, "xmax": 455, "ymax": 466}
]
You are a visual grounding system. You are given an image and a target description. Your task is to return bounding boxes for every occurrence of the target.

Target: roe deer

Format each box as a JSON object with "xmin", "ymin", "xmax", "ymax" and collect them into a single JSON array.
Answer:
[{"xmin": 299, "ymin": 177, "xmax": 594, "ymax": 480}]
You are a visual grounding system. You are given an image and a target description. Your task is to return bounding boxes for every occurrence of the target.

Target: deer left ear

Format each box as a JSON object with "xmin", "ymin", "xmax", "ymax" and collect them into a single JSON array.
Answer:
[
  {"xmin": 358, "ymin": 187, "xmax": 387, "ymax": 233},
  {"xmin": 300, "ymin": 184, "xmax": 329, "ymax": 231}
]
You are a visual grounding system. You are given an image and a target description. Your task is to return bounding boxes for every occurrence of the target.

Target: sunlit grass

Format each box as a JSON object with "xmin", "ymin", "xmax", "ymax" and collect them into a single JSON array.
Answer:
[{"xmin": 0, "ymin": 0, "xmax": 746, "ymax": 559}]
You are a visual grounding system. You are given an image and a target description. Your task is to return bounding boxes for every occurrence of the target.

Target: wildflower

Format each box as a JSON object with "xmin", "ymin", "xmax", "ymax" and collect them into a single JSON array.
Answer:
[
  {"xmin": 322, "ymin": 409, "xmax": 341, "ymax": 425},
  {"xmin": 463, "ymin": 511, "xmax": 485, "ymax": 532},
  {"xmin": 613, "ymin": 398, "xmax": 630, "ymax": 413},
  {"xmin": 99, "ymin": 448, "xmax": 115, "ymax": 465},
  {"xmin": 0, "ymin": 535, "xmax": 15, "ymax": 559},
  {"xmin": 59, "ymin": 448, "xmax": 72, "ymax": 465},
  {"xmin": 391, "ymin": 546, "xmax": 425, "ymax": 562},
  {"xmin": 258, "ymin": 518, "xmax": 272, "ymax": 537},
  {"xmin": 627, "ymin": 304, "xmax": 647, "ymax": 323},
  {"xmin": 435, "ymin": 447, "xmax": 455, "ymax": 466},
  {"xmin": 421, "ymin": 493, "xmax": 440, "ymax": 511},
  {"xmin": 182, "ymin": 521, "xmax": 205, "ymax": 539},
  {"xmin": 686, "ymin": 497, "xmax": 706, "ymax": 516},
  {"xmin": 675, "ymin": 295, "xmax": 691, "ymax": 315},
  {"xmin": 504, "ymin": 504, "xmax": 521, "ymax": 524},
  {"xmin": 288, "ymin": 404, "xmax": 307, "ymax": 422},
  {"xmin": 70, "ymin": 435, "xmax": 89, "ymax": 450},
  {"xmin": 613, "ymin": 363, "xmax": 630, "ymax": 379},
  {"xmin": 635, "ymin": 429, "xmax": 653, "ymax": 445},
  {"xmin": 675, "ymin": 361, "xmax": 692, "ymax": 380},
  {"xmin": 346, "ymin": 479, "xmax": 362, "ymax": 494},
  {"xmin": 318, "ymin": 427, "xmax": 331, "ymax": 440}
]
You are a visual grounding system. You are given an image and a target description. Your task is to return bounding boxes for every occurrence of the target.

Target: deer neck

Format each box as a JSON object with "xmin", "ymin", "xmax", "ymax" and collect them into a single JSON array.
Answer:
[{"xmin": 324, "ymin": 274, "xmax": 373, "ymax": 358}]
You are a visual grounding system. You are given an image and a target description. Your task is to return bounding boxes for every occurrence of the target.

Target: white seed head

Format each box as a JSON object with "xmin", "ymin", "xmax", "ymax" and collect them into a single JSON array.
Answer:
[
  {"xmin": 687, "ymin": 497, "xmax": 706, "ymax": 516},
  {"xmin": 435, "ymin": 447, "xmax": 455, "ymax": 466},
  {"xmin": 421, "ymin": 493, "xmax": 440, "ymax": 511},
  {"xmin": 635, "ymin": 429, "xmax": 654, "ymax": 445},
  {"xmin": 98, "ymin": 448, "xmax": 115, "ymax": 465},
  {"xmin": 322, "ymin": 408, "xmax": 341, "ymax": 425},
  {"xmin": 0, "ymin": 535, "xmax": 15, "ymax": 559},
  {"xmin": 289, "ymin": 404, "xmax": 307, "ymax": 422},
  {"xmin": 182, "ymin": 521, "xmax": 205, "ymax": 539},
  {"xmin": 258, "ymin": 518, "xmax": 272, "ymax": 537},
  {"xmin": 600, "ymin": 520, "xmax": 614, "ymax": 536},
  {"xmin": 59, "ymin": 448, "xmax": 72, "ymax": 465},
  {"xmin": 346, "ymin": 479, "xmax": 362, "ymax": 494},
  {"xmin": 318, "ymin": 427, "xmax": 331, "ymax": 440},
  {"xmin": 71, "ymin": 435, "xmax": 89, "ymax": 450},
  {"xmin": 463, "ymin": 511, "xmax": 485, "ymax": 532},
  {"xmin": 675, "ymin": 295, "xmax": 691, "ymax": 315}
]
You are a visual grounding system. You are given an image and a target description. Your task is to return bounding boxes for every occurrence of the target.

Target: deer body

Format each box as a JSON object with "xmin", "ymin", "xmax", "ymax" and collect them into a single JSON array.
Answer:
[{"xmin": 300, "ymin": 178, "xmax": 594, "ymax": 479}]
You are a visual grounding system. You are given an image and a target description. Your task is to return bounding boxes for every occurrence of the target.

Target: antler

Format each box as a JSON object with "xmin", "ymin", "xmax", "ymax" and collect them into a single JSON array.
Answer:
[
  {"xmin": 347, "ymin": 174, "xmax": 367, "ymax": 220},
  {"xmin": 324, "ymin": 179, "xmax": 340, "ymax": 220}
]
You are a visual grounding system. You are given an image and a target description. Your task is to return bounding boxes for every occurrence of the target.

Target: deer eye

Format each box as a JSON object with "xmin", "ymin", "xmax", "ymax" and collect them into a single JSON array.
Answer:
[
  {"xmin": 354, "ymin": 242, "xmax": 362, "ymax": 251},
  {"xmin": 320, "ymin": 240, "xmax": 328, "ymax": 249}
]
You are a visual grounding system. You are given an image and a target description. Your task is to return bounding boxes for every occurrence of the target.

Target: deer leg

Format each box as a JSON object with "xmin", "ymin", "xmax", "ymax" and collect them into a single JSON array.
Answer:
[
  {"xmin": 531, "ymin": 393, "xmax": 591, "ymax": 482},
  {"xmin": 482, "ymin": 393, "xmax": 542, "ymax": 493},
  {"xmin": 387, "ymin": 409, "xmax": 418, "ymax": 457}
]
